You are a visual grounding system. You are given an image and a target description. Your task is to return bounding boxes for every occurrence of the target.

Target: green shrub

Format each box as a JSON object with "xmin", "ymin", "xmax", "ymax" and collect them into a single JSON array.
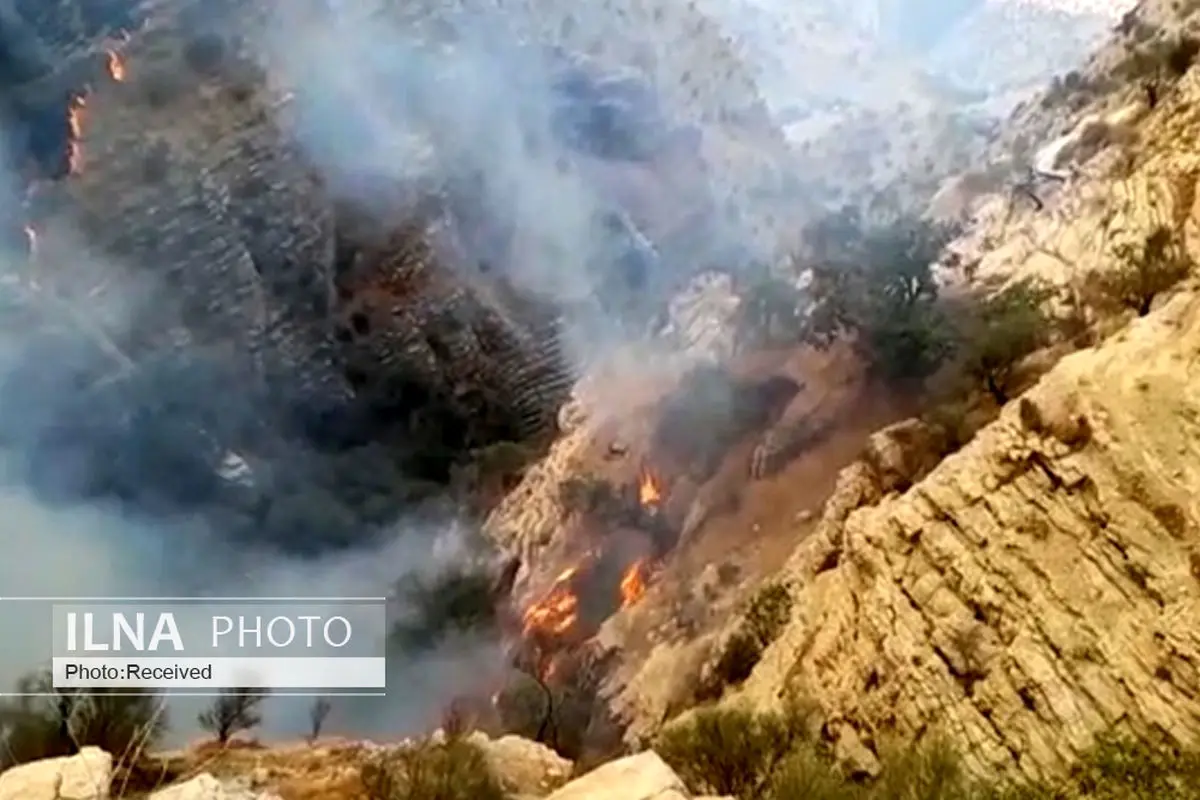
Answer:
[
  {"xmin": 803, "ymin": 208, "xmax": 957, "ymax": 384},
  {"xmin": 1095, "ymin": 226, "xmax": 1193, "ymax": 317},
  {"xmin": 710, "ymin": 630, "xmax": 765, "ymax": 689},
  {"xmin": 360, "ymin": 735, "xmax": 510, "ymax": 800},
  {"xmin": 744, "ymin": 583, "xmax": 793, "ymax": 650},
  {"xmin": 1064, "ymin": 733, "xmax": 1200, "ymax": 799},
  {"xmin": 391, "ymin": 566, "xmax": 500, "ymax": 651},
  {"xmin": 183, "ymin": 32, "xmax": 228, "ymax": 76},
  {"xmin": 707, "ymin": 583, "xmax": 794, "ymax": 692},
  {"xmin": 656, "ymin": 705, "xmax": 809, "ymax": 797},
  {"xmin": 868, "ymin": 737, "xmax": 978, "ymax": 800},
  {"xmin": 765, "ymin": 745, "xmax": 856, "ymax": 800},
  {"xmin": 654, "ymin": 702, "xmax": 1200, "ymax": 800},
  {"xmin": 735, "ymin": 269, "xmax": 808, "ymax": 350},
  {"xmin": 955, "ymin": 278, "xmax": 1055, "ymax": 404}
]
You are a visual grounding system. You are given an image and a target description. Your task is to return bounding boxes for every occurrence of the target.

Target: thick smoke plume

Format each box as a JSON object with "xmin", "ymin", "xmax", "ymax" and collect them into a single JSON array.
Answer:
[{"xmin": 0, "ymin": 0, "xmax": 1118, "ymax": 746}]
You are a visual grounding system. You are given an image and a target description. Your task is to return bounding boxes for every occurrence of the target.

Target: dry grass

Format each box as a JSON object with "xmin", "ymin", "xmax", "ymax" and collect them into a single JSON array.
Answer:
[{"xmin": 148, "ymin": 739, "xmax": 380, "ymax": 800}]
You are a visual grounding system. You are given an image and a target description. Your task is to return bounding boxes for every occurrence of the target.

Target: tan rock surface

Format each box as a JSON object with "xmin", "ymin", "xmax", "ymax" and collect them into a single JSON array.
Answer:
[
  {"xmin": 0, "ymin": 747, "xmax": 112, "ymax": 800},
  {"xmin": 734, "ymin": 288, "xmax": 1200, "ymax": 781},
  {"xmin": 543, "ymin": 751, "xmax": 687, "ymax": 800},
  {"xmin": 468, "ymin": 732, "xmax": 574, "ymax": 798}
]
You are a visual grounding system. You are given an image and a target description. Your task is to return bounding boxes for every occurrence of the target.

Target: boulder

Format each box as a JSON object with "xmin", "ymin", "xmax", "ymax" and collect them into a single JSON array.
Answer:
[
  {"xmin": 0, "ymin": 747, "xmax": 112, "ymax": 800},
  {"xmin": 468, "ymin": 733, "xmax": 573, "ymax": 797},
  {"xmin": 544, "ymin": 751, "xmax": 687, "ymax": 800},
  {"xmin": 148, "ymin": 772, "xmax": 282, "ymax": 800}
]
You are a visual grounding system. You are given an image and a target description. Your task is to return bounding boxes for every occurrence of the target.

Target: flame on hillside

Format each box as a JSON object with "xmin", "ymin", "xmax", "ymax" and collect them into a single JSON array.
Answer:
[
  {"xmin": 67, "ymin": 95, "xmax": 86, "ymax": 175},
  {"xmin": 516, "ymin": 474, "xmax": 670, "ymax": 681},
  {"xmin": 107, "ymin": 51, "xmax": 126, "ymax": 82},
  {"xmin": 619, "ymin": 558, "xmax": 649, "ymax": 607},
  {"xmin": 638, "ymin": 468, "xmax": 662, "ymax": 507},
  {"xmin": 522, "ymin": 563, "xmax": 583, "ymax": 638}
]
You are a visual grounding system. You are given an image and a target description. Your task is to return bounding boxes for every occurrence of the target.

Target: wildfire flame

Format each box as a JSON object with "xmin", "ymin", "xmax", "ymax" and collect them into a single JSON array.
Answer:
[
  {"xmin": 619, "ymin": 558, "xmax": 649, "ymax": 608},
  {"xmin": 106, "ymin": 51, "xmax": 125, "ymax": 82},
  {"xmin": 638, "ymin": 468, "xmax": 662, "ymax": 507},
  {"xmin": 67, "ymin": 94, "xmax": 86, "ymax": 175},
  {"xmin": 522, "ymin": 564, "xmax": 581, "ymax": 638}
]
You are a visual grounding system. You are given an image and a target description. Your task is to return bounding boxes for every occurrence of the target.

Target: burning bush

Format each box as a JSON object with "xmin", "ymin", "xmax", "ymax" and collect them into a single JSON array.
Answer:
[{"xmin": 360, "ymin": 734, "xmax": 509, "ymax": 800}]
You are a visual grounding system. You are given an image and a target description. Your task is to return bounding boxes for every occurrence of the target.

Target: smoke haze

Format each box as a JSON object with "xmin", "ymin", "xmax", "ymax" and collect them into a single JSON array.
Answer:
[{"xmin": 0, "ymin": 0, "xmax": 1120, "ymax": 744}]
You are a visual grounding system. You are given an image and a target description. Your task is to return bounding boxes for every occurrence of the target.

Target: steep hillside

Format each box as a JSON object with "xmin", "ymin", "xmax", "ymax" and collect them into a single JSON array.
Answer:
[
  {"xmin": 482, "ymin": 0, "xmax": 1200, "ymax": 786},
  {"xmin": 653, "ymin": 0, "xmax": 1200, "ymax": 783}
]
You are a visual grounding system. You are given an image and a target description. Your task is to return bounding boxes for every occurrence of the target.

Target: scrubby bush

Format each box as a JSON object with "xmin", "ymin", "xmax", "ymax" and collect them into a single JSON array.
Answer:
[
  {"xmin": 1094, "ymin": 226, "xmax": 1193, "ymax": 317},
  {"xmin": 955, "ymin": 278, "xmax": 1055, "ymax": 404},
  {"xmin": 743, "ymin": 582, "xmax": 793, "ymax": 646},
  {"xmin": 307, "ymin": 697, "xmax": 332, "ymax": 744},
  {"xmin": 656, "ymin": 704, "xmax": 811, "ymax": 798},
  {"xmin": 709, "ymin": 629, "xmax": 765, "ymax": 691},
  {"xmin": 705, "ymin": 583, "xmax": 795, "ymax": 693},
  {"xmin": 0, "ymin": 671, "xmax": 167, "ymax": 770},
  {"xmin": 182, "ymin": 32, "xmax": 228, "ymax": 76},
  {"xmin": 197, "ymin": 687, "xmax": 266, "ymax": 744},
  {"xmin": 391, "ymin": 565, "xmax": 500, "ymax": 651},
  {"xmin": 1064, "ymin": 733, "xmax": 1200, "ymax": 799},
  {"xmin": 656, "ymin": 702, "xmax": 1200, "ymax": 799},
  {"xmin": 360, "ymin": 734, "xmax": 509, "ymax": 800},
  {"xmin": 1115, "ymin": 31, "xmax": 1200, "ymax": 104}
]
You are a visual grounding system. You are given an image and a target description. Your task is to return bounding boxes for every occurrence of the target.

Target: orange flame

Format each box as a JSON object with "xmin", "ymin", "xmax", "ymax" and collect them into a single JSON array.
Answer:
[
  {"xmin": 638, "ymin": 469, "xmax": 662, "ymax": 507},
  {"xmin": 521, "ymin": 564, "xmax": 581, "ymax": 637},
  {"xmin": 67, "ymin": 94, "xmax": 86, "ymax": 175},
  {"xmin": 106, "ymin": 51, "xmax": 125, "ymax": 82},
  {"xmin": 619, "ymin": 559, "xmax": 650, "ymax": 608}
]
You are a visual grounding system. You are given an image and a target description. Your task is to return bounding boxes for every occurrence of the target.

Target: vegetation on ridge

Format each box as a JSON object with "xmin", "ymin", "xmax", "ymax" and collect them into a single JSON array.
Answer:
[{"xmin": 656, "ymin": 704, "xmax": 1200, "ymax": 800}]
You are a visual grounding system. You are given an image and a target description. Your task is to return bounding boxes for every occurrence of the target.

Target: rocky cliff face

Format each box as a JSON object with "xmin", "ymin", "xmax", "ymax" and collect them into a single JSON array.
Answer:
[
  {"xmin": 711, "ymin": 3, "xmax": 1200, "ymax": 783},
  {"xmin": 490, "ymin": 0, "xmax": 1200, "ymax": 783},
  {"xmin": 4, "ymin": 0, "xmax": 799, "ymax": 547},
  {"xmin": 734, "ymin": 291, "xmax": 1200, "ymax": 779}
]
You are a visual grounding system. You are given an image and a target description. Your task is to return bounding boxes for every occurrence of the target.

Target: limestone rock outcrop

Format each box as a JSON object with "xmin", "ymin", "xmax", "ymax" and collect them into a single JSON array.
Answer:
[
  {"xmin": 0, "ymin": 747, "xmax": 112, "ymax": 800},
  {"xmin": 733, "ymin": 289, "xmax": 1200, "ymax": 781},
  {"xmin": 468, "ymin": 732, "xmax": 574, "ymax": 798},
  {"xmin": 545, "ymin": 751, "xmax": 713, "ymax": 800}
]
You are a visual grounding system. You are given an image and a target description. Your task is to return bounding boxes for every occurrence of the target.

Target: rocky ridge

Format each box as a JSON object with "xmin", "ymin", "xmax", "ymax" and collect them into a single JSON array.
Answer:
[
  {"xmin": 715, "ymin": 4, "xmax": 1200, "ymax": 783},
  {"xmin": 488, "ymin": 0, "xmax": 1200, "ymax": 785},
  {"xmin": 0, "ymin": 738, "xmax": 731, "ymax": 800}
]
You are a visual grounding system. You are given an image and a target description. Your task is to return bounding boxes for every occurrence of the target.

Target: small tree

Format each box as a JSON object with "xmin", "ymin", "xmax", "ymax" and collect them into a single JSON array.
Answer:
[
  {"xmin": 803, "ymin": 208, "xmax": 957, "ymax": 383},
  {"xmin": 957, "ymin": 278, "xmax": 1055, "ymax": 404},
  {"xmin": 197, "ymin": 687, "xmax": 267, "ymax": 745},
  {"xmin": 1095, "ymin": 226, "xmax": 1193, "ymax": 317},
  {"xmin": 307, "ymin": 697, "xmax": 332, "ymax": 744}
]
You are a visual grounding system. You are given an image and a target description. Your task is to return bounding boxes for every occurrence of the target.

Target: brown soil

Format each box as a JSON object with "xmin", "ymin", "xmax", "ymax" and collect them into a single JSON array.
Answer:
[{"xmin": 598, "ymin": 341, "xmax": 918, "ymax": 662}]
